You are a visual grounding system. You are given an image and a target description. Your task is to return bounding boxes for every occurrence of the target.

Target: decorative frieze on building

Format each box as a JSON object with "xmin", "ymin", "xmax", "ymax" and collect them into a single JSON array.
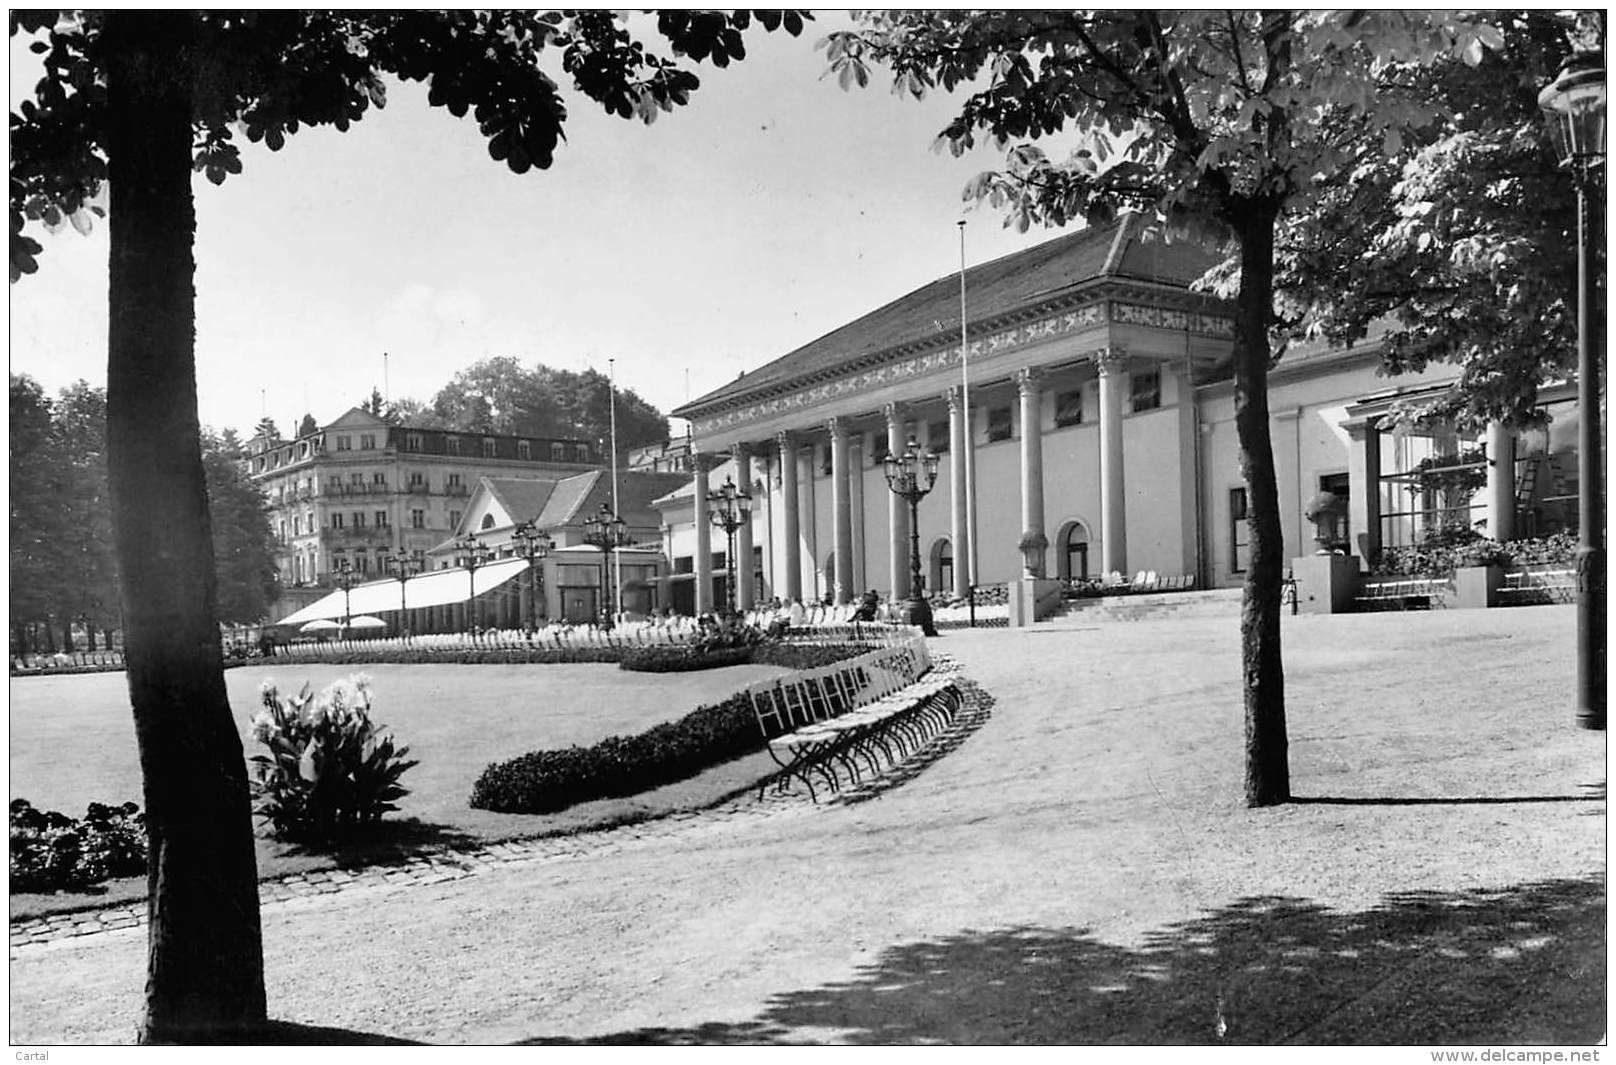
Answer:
[
  {"xmin": 1111, "ymin": 301, "xmax": 1234, "ymax": 337},
  {"xmin": 690, "ymin": 297, "xmax": 1232, "ymax": 437}
]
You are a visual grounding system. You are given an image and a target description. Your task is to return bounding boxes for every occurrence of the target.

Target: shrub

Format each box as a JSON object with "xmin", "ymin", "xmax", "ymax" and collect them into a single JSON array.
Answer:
[
  {"xmin": 1373, "ymin": 531, "xmax": 1580, "ymax": 576},
  {"xmin": 1507, "ymin": 531, "xmax": 1579, "ymax": 567},
  {"xmin": 619, "ymin": 644, "xmax": 753, "ymax": 672},
  {"xmin": 11, "ymin": 798, "xmax": 146, "ymax": 893},
  {"xmin": 471, "ymin": 642, "xmax": 870, "ymax": 814},
  {"xmin": 249, "ymin": 673, "xmax": 419, "ymax": 842}
]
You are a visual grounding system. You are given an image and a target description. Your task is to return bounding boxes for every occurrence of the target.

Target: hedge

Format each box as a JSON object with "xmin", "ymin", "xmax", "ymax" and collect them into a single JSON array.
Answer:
[
  {"xmin": 619, "ymin": 645, "xmax": 754, "ymax": 672},
  {"xmin": 469, "ymin": 643, "xmax": 870, "ymax": 814}
]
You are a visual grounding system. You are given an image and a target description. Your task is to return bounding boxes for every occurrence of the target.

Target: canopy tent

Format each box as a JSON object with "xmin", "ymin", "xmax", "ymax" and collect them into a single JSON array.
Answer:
[{"xmin": 275, "ymin": 558, "xmax": 531, "ymax": 627}]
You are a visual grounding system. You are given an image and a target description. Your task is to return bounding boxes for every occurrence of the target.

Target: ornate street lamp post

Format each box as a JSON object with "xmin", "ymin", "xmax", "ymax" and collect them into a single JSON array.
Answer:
[
  {"xmin": 883, "ymin": 435, "xmax": 941, "ymax": 637},
  {"xmin": 513, "ymin": 520, "xmax": 555, "ymax": 634},
  {"xmin": 705, "ymin": 476, "xmax": 752, "ymax": 617},
  {"xmin": 331, "ymin": 558, "xmax": 356, "ymax": 632},
  {"xmin": 454, "ymin": 533, "xmax": 492, "ymax": 634},
  {"xmin": 383, "ymin": 550, "xmax": 421, "ymax": 637},
  {"xmin": 582, "ymin": 502, "xmax": 629, "ymax": 629},
  {"xmin": 1539, "ymin": 42, "xmax": 1606, "ymax": 730}
]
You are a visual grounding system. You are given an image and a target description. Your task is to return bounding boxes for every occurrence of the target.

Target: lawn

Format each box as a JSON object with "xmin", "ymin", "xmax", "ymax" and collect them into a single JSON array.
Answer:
[{"xmin": 9, "ymin": 660, "xmax": 791, "ymax": 917}]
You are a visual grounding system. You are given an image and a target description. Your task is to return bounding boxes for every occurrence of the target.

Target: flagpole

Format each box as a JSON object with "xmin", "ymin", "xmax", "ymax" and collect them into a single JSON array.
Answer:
[
  {"xmin": 609, "ymin": 357, "xmax": 623, "ymax": 623},
  {"xmin": 959, "ymin": 220, "xmax": 978, "ymax": 622}
]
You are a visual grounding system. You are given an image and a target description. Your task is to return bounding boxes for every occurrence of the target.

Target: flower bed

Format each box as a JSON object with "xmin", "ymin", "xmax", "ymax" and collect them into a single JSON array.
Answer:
[
  {"xmin": 10, "ymin": 799, "xmax": 146, "ymax": 893},
  {"xmin": 469, "ymin": 643, "xmax": 868, "ymax": 814},
  {"xmin": 1372, "ymin": 532, "xmax": 1578, "ymax": 578}
]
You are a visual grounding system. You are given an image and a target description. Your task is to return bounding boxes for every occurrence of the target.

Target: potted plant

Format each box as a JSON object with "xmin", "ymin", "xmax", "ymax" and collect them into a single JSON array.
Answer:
[{"xmin": 1303, "ymin": 491, "xmax": 1347, "ymax": 554}]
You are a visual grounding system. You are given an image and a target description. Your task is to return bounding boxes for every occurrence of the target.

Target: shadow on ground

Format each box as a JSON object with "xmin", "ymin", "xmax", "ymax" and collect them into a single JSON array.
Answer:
[
  {"xmin": 517, "ymin": 876, "xmax": 1605, "ymax": 1046},
  {"xmin": 272, "ymin": 818, "xmax": 482, "ymax": 865}
]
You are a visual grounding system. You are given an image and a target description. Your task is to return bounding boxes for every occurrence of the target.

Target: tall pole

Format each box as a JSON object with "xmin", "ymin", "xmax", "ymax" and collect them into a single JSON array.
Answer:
[
  {"xmin": 1575, "ymin": 175, "xmax": 1605, "ymax": 729},
  {"xmin": 609, "ymin": 357, "xmax": 623, "ymax": 625},
  {"xmin": 959, "ymin": 220, "xmax": 978, "ymax": 623}
]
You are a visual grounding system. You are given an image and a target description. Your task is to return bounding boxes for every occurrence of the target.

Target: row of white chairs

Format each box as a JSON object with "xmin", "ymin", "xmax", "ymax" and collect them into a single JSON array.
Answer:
[{"xmin": 746, "ymin": 637, "xmax": 960, "ymax": 801}]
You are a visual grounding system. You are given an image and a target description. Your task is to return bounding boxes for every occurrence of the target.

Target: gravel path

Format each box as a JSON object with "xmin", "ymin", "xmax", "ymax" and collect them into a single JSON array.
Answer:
[{"xmin": 9, "ymin": 607, "xmax": 1604, "ymax": 1045}]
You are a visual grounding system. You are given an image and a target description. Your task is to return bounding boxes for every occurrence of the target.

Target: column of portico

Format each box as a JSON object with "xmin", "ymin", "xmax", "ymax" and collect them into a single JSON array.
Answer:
[
  {"xmin": 733, "ymin": 443, "xmax": 756, "ymax": 610},
  {"xmin": 1017, "ymin": 367, "xmax": 1047, "ymax": 577},
  {"xmin": 1096, "ymin": 348, "xmax": 1129, "ymax": 576},
  {"xmin": 946, "ymin": 387, "xmax": 970, "ymax": 596},
  {"xmin": 829, "ymin": 417, "xmax": 854, "ymax": 605},
  {"xmin": 692, "ymin": 453, "xmax": 713, "ymax": 615},
  {"xmin": 776, "ymin": 431, "xmax": 802, "ymax": 602},
  {"xmin": 1485, "ymin": 422, "xmax": 1516, "ymax": 543},
  {"xmin": 885, "ymin": 403, "xmax": 911, "ymax": 600}
]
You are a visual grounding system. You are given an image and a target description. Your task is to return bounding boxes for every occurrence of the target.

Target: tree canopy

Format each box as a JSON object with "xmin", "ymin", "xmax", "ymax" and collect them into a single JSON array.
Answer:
[
  {"xmin": 1275, "ymin": 9, "xmax": 1592, "ymax": 430},
  {"xmin": 416, "ymin": 357, "xmax": 669, "ymax": 451}
]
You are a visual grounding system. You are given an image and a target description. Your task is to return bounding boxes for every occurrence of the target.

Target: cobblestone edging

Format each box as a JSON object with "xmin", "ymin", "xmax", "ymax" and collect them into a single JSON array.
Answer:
[{"xmin": 11, "ymin": 661, "xmax": 988, "ymax": 956}]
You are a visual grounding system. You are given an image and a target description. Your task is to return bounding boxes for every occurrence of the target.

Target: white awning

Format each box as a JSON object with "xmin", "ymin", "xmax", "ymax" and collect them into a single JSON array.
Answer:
[{"xmin": 275, "ymin": 558, "xmax": 530, "ymax": 626}]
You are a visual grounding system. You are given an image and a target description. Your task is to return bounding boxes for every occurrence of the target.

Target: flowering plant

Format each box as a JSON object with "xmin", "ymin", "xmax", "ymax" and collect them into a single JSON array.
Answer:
[{"xmin": 248, "ymin": 673, "xmax": 418, "ymax": 842}]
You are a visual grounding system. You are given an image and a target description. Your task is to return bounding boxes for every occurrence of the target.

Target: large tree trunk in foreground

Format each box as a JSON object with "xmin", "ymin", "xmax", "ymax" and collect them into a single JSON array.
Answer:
[
  {"xmin": 1230, "ymin": 199, "xmax": 1291, "ymax": 807},
  {"xmin": 105, "ymin": 11, "xmax": 268, "ymax": 1042}
]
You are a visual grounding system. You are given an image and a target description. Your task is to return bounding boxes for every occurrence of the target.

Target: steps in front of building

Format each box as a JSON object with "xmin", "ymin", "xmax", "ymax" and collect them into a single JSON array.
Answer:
[{"xmin": 1045, "ymin": 587, "xmax": 1244, "ymax": 624}]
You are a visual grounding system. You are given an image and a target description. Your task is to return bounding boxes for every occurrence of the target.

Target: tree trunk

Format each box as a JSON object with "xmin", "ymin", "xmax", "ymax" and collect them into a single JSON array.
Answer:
[
  {"xmin": 1231, "ymin": 199, "xmax": 1291, "ymax": 807},
  {"xmin": 104, "ymin": 11, "xmax": 268, "ymax": 1042}
]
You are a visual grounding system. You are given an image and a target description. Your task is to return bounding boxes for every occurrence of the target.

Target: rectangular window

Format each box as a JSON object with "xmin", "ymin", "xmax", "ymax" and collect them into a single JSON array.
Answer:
[
  {"xmin": 517, "ymin": 440, "xmax": 532, "ymax": 460},
  {"xmin": 350, "ymin": 472, "xmax": 364, "ymax": 485},
  {"xmin": 986, "ymin": 405, "xmax": 1013, "ymax": 443},
  {"xmin": 870, "ymin": 433, "xmax": 890, "ymax": 466},
  {"xmin": 482, "ymin": 437, "xmax": 497, "ymax": 458},
  {"xmin": 574, "ymin": 443, "xmax": 590, "ymax": 463},
  {"xmin": 446, "ymin": 436, "xmax": 462, "ymax": 455},
  {"xmin": 331, "ymin": 512, "xmax": 345, "ymax": 529},
  {"xmin": 406, "ymin": 432, "xmax": 423, "ymax": 452},
  {"xmin": 1130, "ymin": 369, "xmax": 1162, "ymax": 412},
  {"xmin": 673, "ymin": 555, "xmax": 693, "ymax": 574},
  {"xmin": 409, "ymin": 472, "xmax": 425, "ymax": 487},
  {"xmin": 1055, "ymin": 389, "xmax": 1084, "ymax": 428},
  {"xmin": 927, "ymin": 418, "xmax": 950, "ymax": 454},
  {"xmin": 551, "ymin": 442, "xmax": 566, "ymax": 461},
  {"xmin": 360, "ymin": 433, "xmax": 376, "ymax": 449},
  {"xmin": 292, "ymin": 516, "xmax": 301, "ymax": 536},
  {"xmin": 354, "ymin": 552, "xmax": 370, "ymax": 574},
  {"xmin": 375, "ymin": 510, "xmax": 389, "ymax": 527},
  {"xmin": 711, "ymin": 551, "xmax": 727, "ymax": 572},
  {"xmin": 447, "ymin": 473, "xmax": 462, "ymax": 487},
  {"xmin": 411, "ymin": 509, "xmax": 425, "ymax": 529},
  {"xmin": 328, "ymin": 477, "xmax": 341, "ymax": 492},
  {"xmin": 448, "ymin": 510, "xmax": 462, "ymax": 529},
  {"xmin": 336, "ymin": 436, "xmax": 352, "ymax": 451},
  {"xmin": 821, "ymin": 445, "xmax": 833, "ymax": 476},
  {"xmin": 372, "ymin": 472, "xmax": 386, "ymax": 486},
  {"xmin": 1229, "ymin": 488, "xmax": 1250, "ymax": 574},
  {"xmin": 352, "ymin": 512, "xmax": 365, "ymax": 528}
]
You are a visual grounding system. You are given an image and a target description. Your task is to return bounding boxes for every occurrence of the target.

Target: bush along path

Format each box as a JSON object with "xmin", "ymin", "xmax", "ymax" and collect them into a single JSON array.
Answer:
[
  {"xmin": 470, "ymin": 642, "xmax": 871, "ymax": 814},
  {"xmin": 12, "ymin": 660, "xmax": 988, "ymax": 954}
]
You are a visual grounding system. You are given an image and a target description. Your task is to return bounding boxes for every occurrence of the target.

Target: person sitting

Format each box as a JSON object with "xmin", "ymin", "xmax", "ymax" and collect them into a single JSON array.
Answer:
[
  {"xmin": 787, "ymin": 597, "xmax": 806, "ymax": 628},
  {"xmin": 851, "ymin": 588, "xmax": 880, "ymax": 623}
]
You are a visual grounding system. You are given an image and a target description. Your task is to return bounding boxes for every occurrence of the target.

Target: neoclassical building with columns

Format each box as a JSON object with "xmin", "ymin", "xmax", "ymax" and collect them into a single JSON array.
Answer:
[{"xmin": 657, "ymin": 214, "xmax": 1578, "ymax": 616}]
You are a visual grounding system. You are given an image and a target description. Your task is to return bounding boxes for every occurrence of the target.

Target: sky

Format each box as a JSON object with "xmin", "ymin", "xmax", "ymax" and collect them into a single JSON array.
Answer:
[{"xmin": 8, "ymin": 12, "xmax": 1067, "ymax": 440}]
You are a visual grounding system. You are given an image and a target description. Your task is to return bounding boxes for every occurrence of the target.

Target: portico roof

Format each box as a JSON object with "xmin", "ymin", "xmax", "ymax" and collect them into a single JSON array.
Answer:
[{"xmin": 673, "ymin": 214, "xmax": 1225, "ymax": 420}]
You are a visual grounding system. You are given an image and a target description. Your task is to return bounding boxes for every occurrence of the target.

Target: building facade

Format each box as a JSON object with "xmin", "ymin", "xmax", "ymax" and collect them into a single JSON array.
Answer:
[
  {"xmin": 244, "ymin": 408, "xmax": 601, "ymax": 620},
  {"xmin": 660, "ymin": 215, "xmax": 1578, "ymax": 614}
]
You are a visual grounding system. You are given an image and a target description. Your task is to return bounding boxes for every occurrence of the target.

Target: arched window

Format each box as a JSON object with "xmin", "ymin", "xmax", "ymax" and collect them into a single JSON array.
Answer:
[
  {"xmin": 1058, "ymin": 521, "xmax": 1091, "ymax": 581},
  {"xmin": 480, "ymin": 513, "xmax": 495, "ymax": 531}
]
